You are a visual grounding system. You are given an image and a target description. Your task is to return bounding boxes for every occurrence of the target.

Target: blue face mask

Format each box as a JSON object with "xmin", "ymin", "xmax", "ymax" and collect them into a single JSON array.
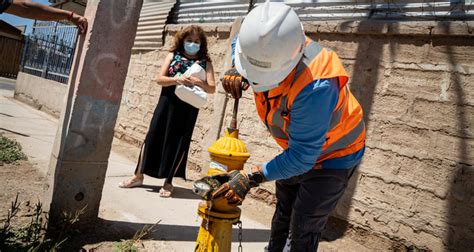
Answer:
[{"xmin": 184, "ymin": 42, "xmax": 200, "ymax": 56}]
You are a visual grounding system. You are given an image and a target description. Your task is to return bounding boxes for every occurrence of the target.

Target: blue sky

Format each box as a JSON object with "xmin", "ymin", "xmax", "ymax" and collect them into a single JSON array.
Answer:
[{"xmin": 0, "ymin": 0, "xmax": 51, "ymax": 34}]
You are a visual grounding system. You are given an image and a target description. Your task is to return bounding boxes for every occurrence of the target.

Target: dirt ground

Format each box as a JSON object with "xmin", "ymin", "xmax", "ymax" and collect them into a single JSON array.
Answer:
[
  {"xmin": 0, "ymin": 159, "xmax": 401, "ymax": 252},
  {"xmin": 0, "ymin": 160, "xmax": 143, "ymax": 251},
  {"xmin": 0, "ymin": 161, "xmax": 45, "ymax": 228}
]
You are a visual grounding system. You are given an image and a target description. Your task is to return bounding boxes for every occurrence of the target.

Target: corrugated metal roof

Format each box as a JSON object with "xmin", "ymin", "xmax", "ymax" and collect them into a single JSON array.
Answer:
[
  {"xmin": 172, "ymin": 1, "xmax": 474, "ymax": 23},
  {"xmin": 133, "ymin": 0, "xmax": 176, "ymax": 51}
]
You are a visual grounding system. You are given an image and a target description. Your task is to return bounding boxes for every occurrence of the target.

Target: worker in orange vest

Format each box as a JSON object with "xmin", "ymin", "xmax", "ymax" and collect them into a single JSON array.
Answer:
[{"xmin": 212, "ymin": 1, "xmax": 366, "ymax": 251}]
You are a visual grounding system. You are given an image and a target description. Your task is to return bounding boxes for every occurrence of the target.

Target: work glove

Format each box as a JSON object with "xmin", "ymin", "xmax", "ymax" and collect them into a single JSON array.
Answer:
[
  {"xmin": 222, "ymin": 68, "xmax": 249, "ymax": 99},
  {"xmin": 193, "ymin": 175, "xmax": 225, "ymax": 201},
  {"xmin": 211, "ymin": 170, "xmax": 252, "ymax": 206},
  {"xmin": 193, "ymin": 169, "xmax": 265, "ymax": 205},
  {"xmin": 211, "ymin": 169, "xmax": 266, "ymax": 205},
  {"xmin": 192, "ymin": 170, "xmax": 251, "ymax": 201}
]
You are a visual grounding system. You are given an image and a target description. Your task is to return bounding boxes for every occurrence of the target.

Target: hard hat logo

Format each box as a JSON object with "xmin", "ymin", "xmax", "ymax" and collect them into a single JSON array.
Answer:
[
  {"xmin": 235, "ymin": 1, "xmax": 305, "ymax": 89},
  {"xmin": 247, "ymin": 56, "xmax": 272, "ymax": 69}
]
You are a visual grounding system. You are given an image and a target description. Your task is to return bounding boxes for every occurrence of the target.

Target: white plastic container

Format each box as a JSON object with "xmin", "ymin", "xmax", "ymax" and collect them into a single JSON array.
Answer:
[{"xmin": 174, "ymin": 63, "xmax": 207, "ymax": 109}]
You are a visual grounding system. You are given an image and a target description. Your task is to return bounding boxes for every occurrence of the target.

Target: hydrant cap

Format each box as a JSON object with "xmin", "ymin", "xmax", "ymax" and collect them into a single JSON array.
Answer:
[{"xmin": 208, "ymin": 129, "xmax": 250, "ymax": 158}]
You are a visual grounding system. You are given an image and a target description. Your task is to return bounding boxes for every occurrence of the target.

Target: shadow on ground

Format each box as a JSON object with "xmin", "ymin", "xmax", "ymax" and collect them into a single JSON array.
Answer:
[
  {"xmin": 0, "ymin": 83, "xmax": 15, "ymax": 91},
  {"xmin": 138, "ymin": 184, "xmax": 202, "ymax": 200},
  {"xmin": 67, "ymin": 218, "xmax": 271, "ymax": 251}
]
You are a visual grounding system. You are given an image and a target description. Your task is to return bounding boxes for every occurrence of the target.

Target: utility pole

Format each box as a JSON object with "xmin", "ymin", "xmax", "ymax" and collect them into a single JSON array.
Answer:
[{"xmin": 43, "ymin": 0, "xmax": 143, "ymax": 227}]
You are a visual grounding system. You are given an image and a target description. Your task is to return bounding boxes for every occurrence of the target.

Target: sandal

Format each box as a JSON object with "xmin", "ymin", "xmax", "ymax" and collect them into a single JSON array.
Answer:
[
  {"xmin": 159, "ymin": 183, "xmax": 174, "ymax": 198},
  {"xmin": 118, "ymin": 177, "xmax": 143, "ymax": 188}
]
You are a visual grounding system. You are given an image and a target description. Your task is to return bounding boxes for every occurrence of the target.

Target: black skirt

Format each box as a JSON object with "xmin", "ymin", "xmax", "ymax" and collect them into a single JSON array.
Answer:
[{"xmin": 135, "ymin": 85, "xmax": 199, "ymax": 180}]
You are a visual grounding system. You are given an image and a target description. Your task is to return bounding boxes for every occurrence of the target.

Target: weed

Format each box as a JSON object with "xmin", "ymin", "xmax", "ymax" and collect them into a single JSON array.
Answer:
[
  {"xmin": 0, "ymin": 135, "xmax": 27, "ymax": 164},
  {"xmin": 0, "ymin": 194, "xmax": 84, "ymax": 252},
  {"xmin": 113, "ymin": 220, "xmax": 161, "ymax": 252}
]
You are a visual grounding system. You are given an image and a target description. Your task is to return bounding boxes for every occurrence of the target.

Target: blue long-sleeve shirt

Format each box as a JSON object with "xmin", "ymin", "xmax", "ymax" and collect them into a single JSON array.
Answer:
[
  {"xmin": 231, "ymin": 36, "xmax": 364, "ymax": 181},
  {"xmin": 261, "ymin": 79, "xmax": 364, "ymax": 181}
]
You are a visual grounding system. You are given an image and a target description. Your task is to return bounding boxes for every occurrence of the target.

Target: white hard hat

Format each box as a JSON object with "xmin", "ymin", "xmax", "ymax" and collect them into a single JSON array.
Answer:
[{"xmin": 235, "ymin": 0, "xmax": 305, "ymax": 91}]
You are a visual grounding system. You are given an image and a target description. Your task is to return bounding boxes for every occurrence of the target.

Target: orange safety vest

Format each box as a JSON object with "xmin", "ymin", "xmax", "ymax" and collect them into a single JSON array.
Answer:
[{"xmin": 254, "ymin": 38, "xmax": 366, "ymax": 164}]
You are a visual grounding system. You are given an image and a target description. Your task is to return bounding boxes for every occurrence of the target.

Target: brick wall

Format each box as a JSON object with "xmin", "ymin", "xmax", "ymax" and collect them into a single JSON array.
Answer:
[{"xmin": 115, "ymin": 21, "xmax": 474, "ymax": 251}]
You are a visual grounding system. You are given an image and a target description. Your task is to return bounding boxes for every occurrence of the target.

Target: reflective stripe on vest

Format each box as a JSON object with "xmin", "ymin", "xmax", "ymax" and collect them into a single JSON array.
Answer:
[
  {"xmin": 329, "ymin": 86, "xmax": 348, "ymax": 129},
  {"xmin": 268, "ymin": 95, "xmax": 289, "ymax": 139},
  {"xmin": 263, "ymin": 40, "xmax": 324, "ymax": 140},
  {"xmin": 320, "ymin": 118, "xmax": 365, "ymax": 156},
  {"xmin": 269, "ymin": 84, "xmax": 362, "ymax": 150},
  {"xmin": 294, "ymin": 41, "xmax": 323, "ymax": 79}
]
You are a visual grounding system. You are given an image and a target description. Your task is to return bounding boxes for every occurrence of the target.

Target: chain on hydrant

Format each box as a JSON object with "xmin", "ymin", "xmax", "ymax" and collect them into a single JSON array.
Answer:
[
  {"xmin": 237, "ymin": 221, "xmax": 243, "ymax": 252},
  {"xmin": 194, "ymin": 98, "xmax": 250, "ymax": 252}
]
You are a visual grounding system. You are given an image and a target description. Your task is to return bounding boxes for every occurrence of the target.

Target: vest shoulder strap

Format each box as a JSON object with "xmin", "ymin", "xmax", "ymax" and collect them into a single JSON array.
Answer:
[
  {"xmin": 286, "ymin": 40, "xmax": 325, "ymax": 109},
  {"xmin": 287, "ymin": 42, "xmax": 349, "ymax": 109},
  {"xmin": 294, "ymin": 41, "xmax": 323, "ymax": 81}
]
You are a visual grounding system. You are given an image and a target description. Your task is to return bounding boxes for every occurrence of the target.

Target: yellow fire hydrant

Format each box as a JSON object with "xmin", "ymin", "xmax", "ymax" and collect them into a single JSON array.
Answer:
[{"xmin": 194, "ymin": 128, "xmax": 250, "ymax": 252}]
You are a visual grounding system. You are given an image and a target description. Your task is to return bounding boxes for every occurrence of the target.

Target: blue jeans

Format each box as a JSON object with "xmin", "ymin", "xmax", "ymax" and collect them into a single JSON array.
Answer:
[{"xmin": 267, "ymin": 166, "xmax": 357, "ymax": 252}]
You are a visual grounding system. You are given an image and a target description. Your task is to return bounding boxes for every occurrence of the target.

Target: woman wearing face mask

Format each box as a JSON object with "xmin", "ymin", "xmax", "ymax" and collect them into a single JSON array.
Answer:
[{"xmin": 119, "ymin": 25, "xmax": 216, "ymax": 197}]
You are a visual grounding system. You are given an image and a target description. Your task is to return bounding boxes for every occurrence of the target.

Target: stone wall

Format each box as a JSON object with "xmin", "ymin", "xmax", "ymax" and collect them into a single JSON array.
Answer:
[{"xmin": 114, "ymin": 21, "xmax": 474, "ymax": 251}]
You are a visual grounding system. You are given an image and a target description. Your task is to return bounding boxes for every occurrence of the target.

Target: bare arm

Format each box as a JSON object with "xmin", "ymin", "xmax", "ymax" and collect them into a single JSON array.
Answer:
[
  {"xmin": 6, "ymin": 0, "xmax": 88, "ymax": 33},
  {"xmin": 187, "ymin": 61, "xmax": 216, "ymax": 94}
]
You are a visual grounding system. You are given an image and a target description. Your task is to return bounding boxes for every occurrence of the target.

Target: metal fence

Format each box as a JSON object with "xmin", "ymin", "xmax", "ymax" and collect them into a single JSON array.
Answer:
[
  {"xmin": 0, "ymin": 35, "xmax": 24, "ymax": 78},
  {"xmin": 20, "ymin": 21, "xmax": 78, "ymax": 84},
  {"xmin": 172, "ymin": 0, "xmax": 474, "ymax": 23}
]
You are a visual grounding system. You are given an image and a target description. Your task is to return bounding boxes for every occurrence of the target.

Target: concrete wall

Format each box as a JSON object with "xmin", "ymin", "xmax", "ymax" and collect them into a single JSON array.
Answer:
[
  {"xmin": 14, "ymin": 72, "xmax": 67, "ymax": 117},
  {"xmin": 115, "ymin": 21, "xmax": 474, "ymax": 251}
]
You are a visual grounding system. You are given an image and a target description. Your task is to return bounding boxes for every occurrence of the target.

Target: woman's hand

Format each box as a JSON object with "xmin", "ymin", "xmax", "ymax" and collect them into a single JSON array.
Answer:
[
  {"xmin": 188, "ymin": 76, "xmax": 216, "ymax": 94},
  {"xmin": 176, "ymin": 76, "xmax": 194, "ymax": 87},
  {"xmin": 188, "ymin": 76, "xmax": 206, "ymax": 87},
  {"xmin": 71, "ymin": 13, "xmax": 88, "ymax": 34}
]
